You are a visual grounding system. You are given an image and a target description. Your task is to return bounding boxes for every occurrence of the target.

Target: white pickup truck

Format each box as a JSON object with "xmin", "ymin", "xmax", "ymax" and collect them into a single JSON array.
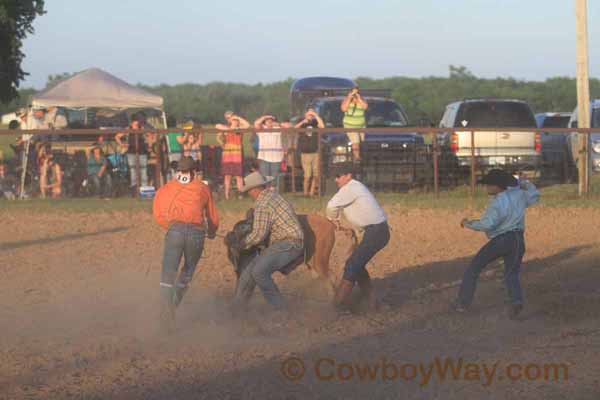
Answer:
[{"xmin": 439, "ymin": 99, "xmax": 541, "ymax": 177}]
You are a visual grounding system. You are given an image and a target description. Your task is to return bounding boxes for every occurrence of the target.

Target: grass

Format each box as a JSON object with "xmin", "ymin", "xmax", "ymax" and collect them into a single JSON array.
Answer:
[
  {"xmin": 0, "ymin": 124, "xmax": 17, "ymax": 161},
  {"xmin": 2, "ymin": 183, "xmax": 599, "ymax": 214}
]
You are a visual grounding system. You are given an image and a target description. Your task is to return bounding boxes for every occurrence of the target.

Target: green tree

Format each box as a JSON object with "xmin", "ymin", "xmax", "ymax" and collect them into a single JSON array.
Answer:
[
  {"xmin": 45, "ymin": 72, "xmax": 75, "ymax": 89},
  {"xmin": 0, "ymin": 0, "xmax": 45, "ymax": 104}
]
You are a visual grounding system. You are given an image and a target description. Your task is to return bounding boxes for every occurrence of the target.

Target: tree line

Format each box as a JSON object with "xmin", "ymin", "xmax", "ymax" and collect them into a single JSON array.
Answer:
[{"xmin": 3, "ymin": 66, "xmax": 600, "ymax": 125}]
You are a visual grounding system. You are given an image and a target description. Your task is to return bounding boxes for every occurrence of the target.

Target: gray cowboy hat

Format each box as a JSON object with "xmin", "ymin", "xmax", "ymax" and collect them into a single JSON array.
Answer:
[{"xmin": 240, "ymin": 172, "xmax": 274, "ymax": 193}]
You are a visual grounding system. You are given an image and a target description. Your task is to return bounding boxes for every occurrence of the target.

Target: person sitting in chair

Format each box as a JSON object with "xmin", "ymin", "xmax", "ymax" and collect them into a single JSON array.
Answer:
[
  {"xmin": 231, "ymin": 172, "xmax": 304, "ymax": 315},
  {"xmin": 86, "ymin": 144, "xmax": 112, "ymax": 198}
]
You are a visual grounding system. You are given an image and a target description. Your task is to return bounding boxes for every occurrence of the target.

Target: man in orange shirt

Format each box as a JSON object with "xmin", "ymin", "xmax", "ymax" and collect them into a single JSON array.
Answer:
[{"xmin": 153, "ymin": 156, "xmax": 219, "ymax": 330}]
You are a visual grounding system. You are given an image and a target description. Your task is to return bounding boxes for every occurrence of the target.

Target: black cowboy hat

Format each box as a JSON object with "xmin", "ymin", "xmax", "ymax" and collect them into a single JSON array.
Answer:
[
  {"xmin": 177, "ymin": 156, "xmax": 196, "ymax": 172},
  {"xmin": 480, "ymin": 169, "xmax": 518, "ymax": 188}
]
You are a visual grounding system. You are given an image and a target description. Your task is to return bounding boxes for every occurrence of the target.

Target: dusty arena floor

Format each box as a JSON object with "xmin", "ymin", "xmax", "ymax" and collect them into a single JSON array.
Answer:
[{"xmin": 1, "ymin": 204, "xmax": 600, "ymax": 399}]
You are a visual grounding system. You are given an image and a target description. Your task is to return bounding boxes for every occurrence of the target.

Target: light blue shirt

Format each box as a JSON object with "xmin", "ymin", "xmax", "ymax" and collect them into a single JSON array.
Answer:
[{"xmin": 465, "ymin": 181, "xmax": 540, "ymax": 239}]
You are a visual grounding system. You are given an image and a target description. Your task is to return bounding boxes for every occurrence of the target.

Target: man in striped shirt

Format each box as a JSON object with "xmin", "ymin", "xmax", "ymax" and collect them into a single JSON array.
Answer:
[{"xmin": 231, "ymin": 172, "xmax": 304, "ymax": 313}]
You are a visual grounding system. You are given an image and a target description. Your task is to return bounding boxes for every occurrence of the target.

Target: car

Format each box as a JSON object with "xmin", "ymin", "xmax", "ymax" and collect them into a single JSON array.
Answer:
[
  {"xmin": 535, "ymin": 112, "xmax": 571, "ymax": 180},
  {"xmin": 289, "ymin": 77, "xmax": 433, "ymax": 192},
  {"xmin": 566, "ymin": 99, "xmax": 600, "ymax": 176},
  {"xmin": 439, "ymin": 98, "xmax": 541, "ymax": 178}
]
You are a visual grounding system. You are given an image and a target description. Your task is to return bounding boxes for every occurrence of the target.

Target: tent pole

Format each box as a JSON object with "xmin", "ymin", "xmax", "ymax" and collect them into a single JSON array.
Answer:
[{"xmin": 19, "ymin": 137, "xmax": 30, "ymax": 199}]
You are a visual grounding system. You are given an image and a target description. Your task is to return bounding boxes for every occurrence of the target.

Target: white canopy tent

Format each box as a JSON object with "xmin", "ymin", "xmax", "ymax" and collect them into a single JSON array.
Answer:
[
  {"xmin": 30, "ymin": 68, "xmax": 164, "ymax": 111},
  {"xmin": 19, "ymin": 68, "xmax": 167, "ymax": 198}
]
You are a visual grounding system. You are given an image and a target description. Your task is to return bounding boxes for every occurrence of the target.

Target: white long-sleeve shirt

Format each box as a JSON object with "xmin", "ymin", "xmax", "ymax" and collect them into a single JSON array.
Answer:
[{"xmin": 326, "ymin": 179, "xmax": 387, "ymax": 229}]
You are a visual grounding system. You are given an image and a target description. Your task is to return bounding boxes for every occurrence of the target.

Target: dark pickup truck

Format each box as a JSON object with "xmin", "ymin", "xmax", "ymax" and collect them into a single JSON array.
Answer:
[{"xmin": 289, "ymin": 77, "xmax": 431, "ymax": 193}]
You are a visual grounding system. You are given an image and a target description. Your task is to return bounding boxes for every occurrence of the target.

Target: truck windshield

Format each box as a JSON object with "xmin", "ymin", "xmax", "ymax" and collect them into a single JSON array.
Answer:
[
  {"xmin": 455, "ymin": 102, "xmax": 537, "ymax": 128},
  {"xmin": 541, "ymin": 116, "xmax": 570, "ymax": 129},
  {"xmin": 318, "ymin": 100, "xmax": 408, "ymax": 127}
]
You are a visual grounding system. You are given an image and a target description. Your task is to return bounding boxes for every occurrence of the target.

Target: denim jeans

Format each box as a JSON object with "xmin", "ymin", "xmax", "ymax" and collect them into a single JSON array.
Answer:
[
  {"xmin": 343, "ymin": 222, "xmax": 390, "ymax": 282},
  {"xmin": 160, "ymin": 223, "xmax": 206, "ymax": 307},
  {"xmin": 88, "ymin": 173, "xmax": 112, "ymax": 197},
  {"xmin": 126, "ymin": 154, "xmax": 148, "ymax": 187},
  {"xmin": 233, "ymin": 240, "xmax": 304, "ymax": 310},
  {"xmin": 259, "ymin": 160, "xmax": 281, "ymax": 192},
  {"xmin": 457, "ymin": 230, "xmax": 525, "ymax": 307}
]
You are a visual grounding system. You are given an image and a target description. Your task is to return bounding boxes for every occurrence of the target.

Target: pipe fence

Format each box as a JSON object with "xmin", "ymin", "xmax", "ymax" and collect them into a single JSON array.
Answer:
[{"xmin": 0, "ymin": 127, "xmax": 597, "ymax": 201}]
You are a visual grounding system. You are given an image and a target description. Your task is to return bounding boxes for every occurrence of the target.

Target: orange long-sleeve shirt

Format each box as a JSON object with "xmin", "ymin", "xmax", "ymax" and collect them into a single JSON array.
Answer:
[{"xmin": 153, "ymin": 179, "xmax": 219, "ymax": 232}]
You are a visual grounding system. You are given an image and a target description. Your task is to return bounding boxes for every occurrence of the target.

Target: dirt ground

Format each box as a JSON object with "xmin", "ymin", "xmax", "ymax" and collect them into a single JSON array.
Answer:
[{"xmin": 1, "ymin": 204, "xmax": 600, "ymax": 399}]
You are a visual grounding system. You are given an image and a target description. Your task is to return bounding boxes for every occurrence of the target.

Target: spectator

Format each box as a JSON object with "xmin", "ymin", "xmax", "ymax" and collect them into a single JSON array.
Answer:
[
  {"xmin": 146, "ymin": 131, "xmax": 160, "ymax": 187},
  {"xmin": 181, "ymin": 121, "xmax": 202, "ymax": 162},
  {"xmin": 40, "ymin": 153, "xmax": 62, "ymax": 199},
  {"xmin": 45, "ymin": 106, "xmax": 68, "ymax": 130},
  {"xmin": 341, "ymin": 86, "xmax": 368, "ymax": 161},
  {"xmin": 37, "ymin": 142, "xmax": 51, "ymax": 196},
  {"xmin": 295, "ymin": 109, "xmax": 324, "ymax": 197},
  {"xmin": 216, "ymin": 111, "xmax": 250, "ymax": 200},
  {"xmin": 164, "ymin": 116, "xmax": 183, "ymax": 179},
  {"xmin": 253, "ymin": 115, "xmax": 286, "ymax": 192},
  {"xmin": 86, "ymin": 144, "xmax": 112, "ymax": 198},
  {"xmin": 0, "ymin": 162, "xmax": 17, "ymax": 200},
  {"xmin": 115, "ymin": 113, "xmax": 150, "ymax": 194},
  {"xmin": 26, "ymin": 108, "xmax": 51, "ymax": 143}
]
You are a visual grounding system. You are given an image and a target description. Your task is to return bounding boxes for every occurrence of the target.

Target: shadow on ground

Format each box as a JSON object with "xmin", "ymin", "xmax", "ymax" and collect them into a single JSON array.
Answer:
[{"xmin": 0, "ymin": 226, "xmax": 130, "ymax": 251}]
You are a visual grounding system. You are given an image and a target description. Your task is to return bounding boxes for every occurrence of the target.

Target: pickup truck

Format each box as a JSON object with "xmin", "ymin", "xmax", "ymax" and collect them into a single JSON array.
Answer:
[
  {"xmin": 566, "ymin": 99, "xmax": 600, "ymax": 176},
  {"xmin": 439, "ymin": 98, "xmax": 541, "ymax": 179},
  {"xmin": 289, "ymin": 77, "xmax": 431, "ymax": 193}
]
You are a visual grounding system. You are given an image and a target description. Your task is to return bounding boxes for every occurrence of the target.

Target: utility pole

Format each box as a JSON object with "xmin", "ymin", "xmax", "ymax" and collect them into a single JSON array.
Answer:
[{"xmin": 575, "ymin": 0, "xmax": 590, "ymax": 195}]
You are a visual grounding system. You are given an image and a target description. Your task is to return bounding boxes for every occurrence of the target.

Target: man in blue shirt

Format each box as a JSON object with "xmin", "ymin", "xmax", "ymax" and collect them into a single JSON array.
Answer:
[{"xmin": 454, "ymin": 169, "xmax": 540, "ymax": 319}]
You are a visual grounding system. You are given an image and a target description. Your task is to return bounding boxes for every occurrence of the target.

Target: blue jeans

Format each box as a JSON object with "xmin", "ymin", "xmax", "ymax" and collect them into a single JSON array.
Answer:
[
  {"xmin": 88, "ymin": 173, "xmax": 112, "ymax": 197},
  {"xmin": 343, "ymin": 222, "xmax": 390, "ymax": 282},
  {"xmin": 233, "ymin": 240, "xmax": 304, "ymax": 310},
  {"xmin": 457, "ymin": 230, "xmax": 525, "ymax": 307},
  {"xmin": 127, "ymin": 154, "xmax": 148, "ymax": 187},
  {"xmin": 259, "ymin": 160, "xmax": 281, "ymax": 192},
  {"xmin": 160, "ymin": 223, "xmax": 206, "ymax": 306}
]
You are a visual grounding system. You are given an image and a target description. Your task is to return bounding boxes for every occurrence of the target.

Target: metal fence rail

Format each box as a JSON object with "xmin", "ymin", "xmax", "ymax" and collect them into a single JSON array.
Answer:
[{"xmin": 0, "ymin": 127, "xmax": 597, "ymax": 200}]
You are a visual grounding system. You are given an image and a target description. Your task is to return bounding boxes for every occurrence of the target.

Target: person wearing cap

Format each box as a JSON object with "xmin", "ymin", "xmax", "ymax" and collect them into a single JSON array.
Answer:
[
  {"xmin": 295, "ymin": 109, "xmax": 325, "ymax": 197},
  {"xmin": 86, "ymin": 143, "xmax": 112, "ymax": 198},
  {"xmin": 253, "ymin": 115, "xmax": 285, "ymax": 192},
  {"xmin": 231, "ymin": 172, "xmax": 305, "ymax": 313},
  {"xmin": 341, "ymin": 86, "xmax": 368, "ymax": 162},
  {"xmin": 326, "ymin": 165, "xmax": 389, "ymax": 312},
  {"xmin": 152, "ymin": 156, "xmax": 219, "ymax": 330},
  {"xmin": 454, "ymin": 169, "xmax": 540, "ymax": 319}
]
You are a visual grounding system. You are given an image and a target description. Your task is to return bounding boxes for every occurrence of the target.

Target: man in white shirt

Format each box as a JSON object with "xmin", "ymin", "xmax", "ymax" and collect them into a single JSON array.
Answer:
[{"xmin": 326, "ymin": 165, "xmax": 390, "ymax": 312}]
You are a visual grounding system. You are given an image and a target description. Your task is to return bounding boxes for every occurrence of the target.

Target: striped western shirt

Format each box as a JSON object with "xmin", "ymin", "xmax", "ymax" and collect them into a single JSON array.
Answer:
[{"xmin": 242, "ymin": 189, "xmax": 304, "ymax": 249}]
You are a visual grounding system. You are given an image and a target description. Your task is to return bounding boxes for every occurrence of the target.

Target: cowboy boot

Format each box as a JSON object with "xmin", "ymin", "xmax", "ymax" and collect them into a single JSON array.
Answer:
[
  {"xmin": 333, "ymin": 279, "xmax": 355, "ymax": 311},
  {"xmin": 356, "ymin": 272, "xmax": 379, "ymax": 312},
  {"xmin": 159, "ymin": 285, "xmax": 176, "ymax": 333}
]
